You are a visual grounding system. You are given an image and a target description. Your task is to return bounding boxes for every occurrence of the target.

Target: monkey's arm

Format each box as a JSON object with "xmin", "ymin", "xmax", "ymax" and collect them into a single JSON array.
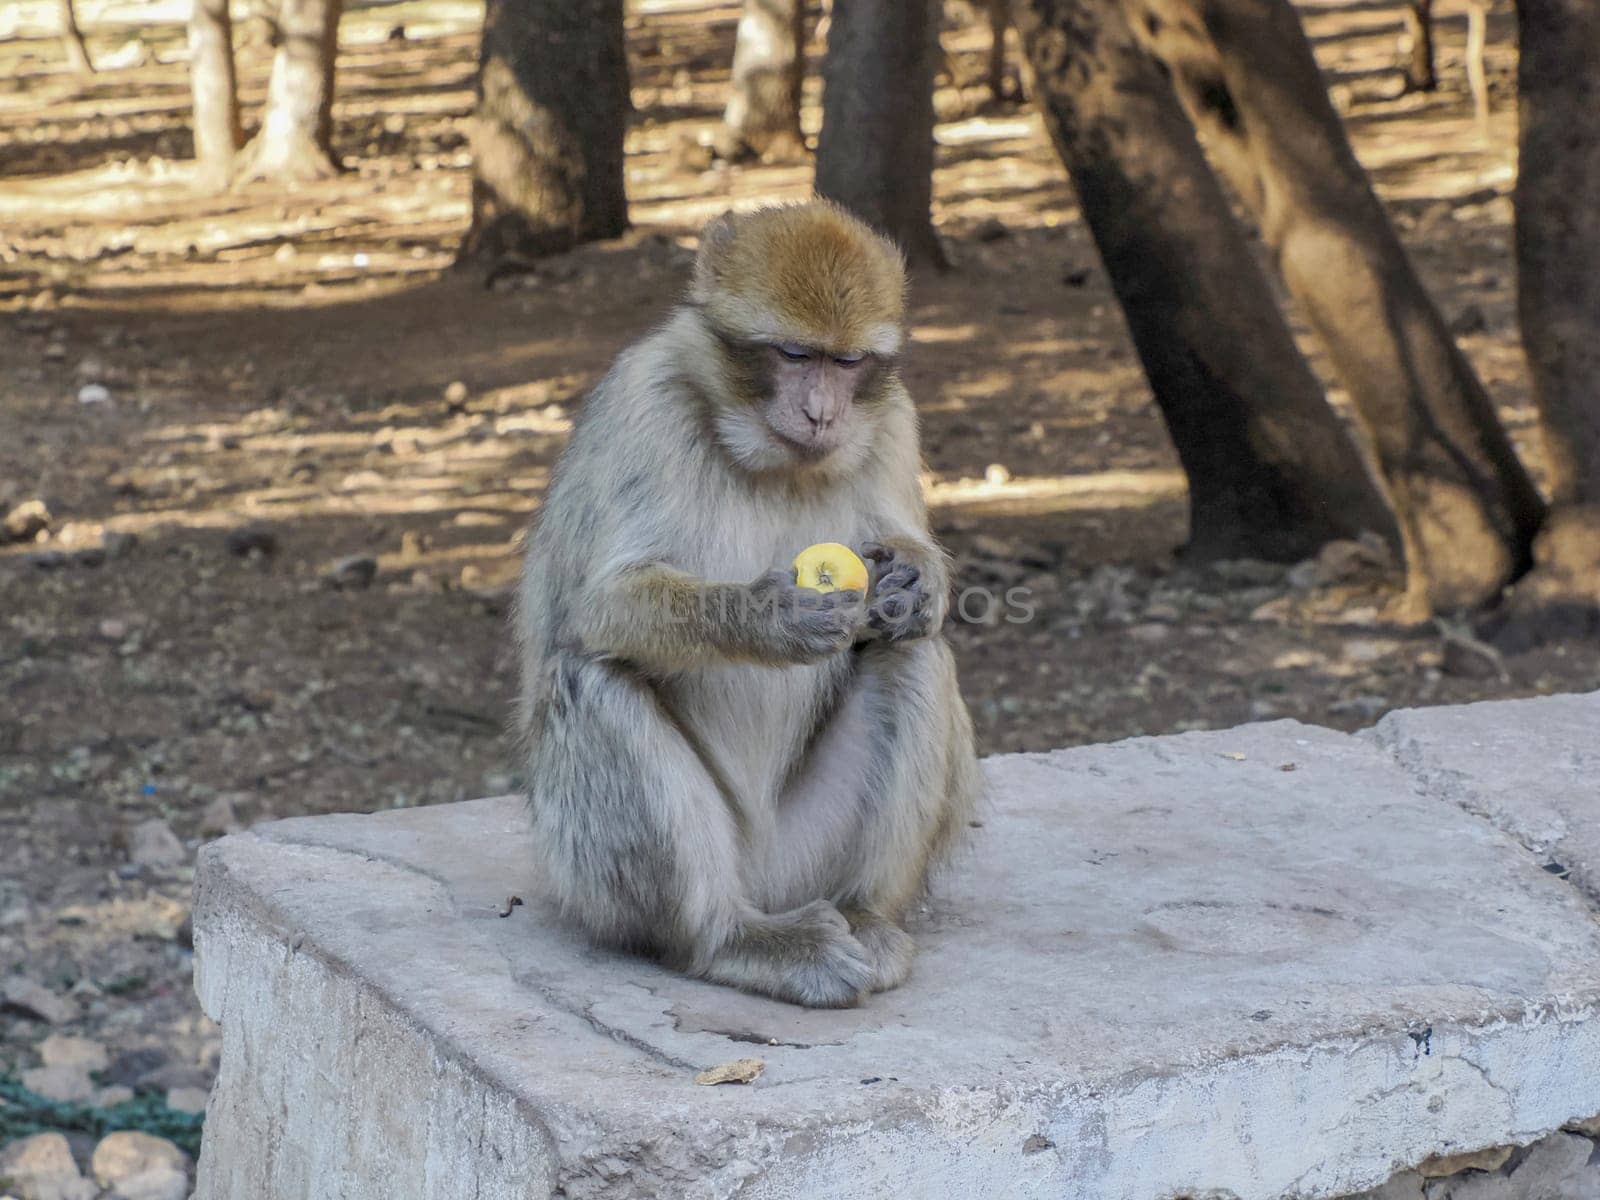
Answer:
[{"xmin": 575, "ymin": 563, "xmax": 864, "ymax": 671}]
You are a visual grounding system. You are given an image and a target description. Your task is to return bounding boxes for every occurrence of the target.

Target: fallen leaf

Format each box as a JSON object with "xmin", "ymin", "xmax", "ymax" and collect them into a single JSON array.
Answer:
[
  {"xmin": 695, "ymin": 1057, "xmax": 764, "ymax": 1086},
  {"xmin": 1220, "ymin": 752, "xmax": 1247, "ymax": 762}
]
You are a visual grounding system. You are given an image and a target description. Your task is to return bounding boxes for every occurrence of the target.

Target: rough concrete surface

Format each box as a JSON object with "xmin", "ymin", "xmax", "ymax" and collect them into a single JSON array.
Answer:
[
  {"xmin": 1369, "ymin": 690, "xmax": 1600, "ymax": 902},
  {"xmin": 192, "ymin": 715, "xmax": 1600, "ymax": 1200}
]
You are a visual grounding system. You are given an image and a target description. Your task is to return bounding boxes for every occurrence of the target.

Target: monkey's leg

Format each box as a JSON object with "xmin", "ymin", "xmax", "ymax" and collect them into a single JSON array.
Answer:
[
  {"xmin": 770, "ymin": 638, "xmax": 980, "ymax": 992},
  {"xmin": 530, "ymin": 654, "xmax": 874, "ymax": 1008}
]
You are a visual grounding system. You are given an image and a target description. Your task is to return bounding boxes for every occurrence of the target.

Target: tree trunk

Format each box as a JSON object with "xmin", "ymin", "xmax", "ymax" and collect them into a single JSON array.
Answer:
[
  {"xmin": 815, "ymin": 0, "xmax": 946, "ymax": 268},
  {"xmin": 233, "ymin": 0, "xmax": 342, "ymax": 183},
  {"xmin": 459, "ymin": 0, "xmax": 630, "ymax": 264},
  {"xmin": 189, "ymin": 0, "xmax": 243, "ymax": 188},
  {"xmin": 717, "ymin": 0, "xmax": 807, "ymax": 162},
  {"xmin": 1399, "ymin": 0, "xmax": 1436, "ymax": 92},
  {"xmin": 987, "ymin": 0, "xmax": 1012, "ymax": 102},
  {"xmin": 1010, "ymin": 0, "xmax": 1399, "ymax": 562},
  {"xmin": 57, "ymin": 0, "xmax": 95, "ymax": 73},
  {"xmin": 1134, "ymin": 0, "xmax": 1545, "ymax": 612},
  {"xmin": 1494, "ymin": 0, "xmax": 1600, "ymax": 644}
]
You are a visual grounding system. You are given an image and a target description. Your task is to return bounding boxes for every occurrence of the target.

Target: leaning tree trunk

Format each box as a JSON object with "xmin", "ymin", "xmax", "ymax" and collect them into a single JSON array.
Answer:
[
  {"xmin": 1494, "ymin": 0, "xmax": 1600, "ymax": 645},
  {"xmin": 717, "ymin": 0, "xmax": 807, "ymax": 162},
  {"xmin": 815, "ymin": 0, "xmax": 946, "ymax": 268},
  {"xmin": 234, "ymin": 0, "xmax": 342, "ymax": 183},
  {"xmin": 1010, "ymin": 0, "xmax": 1400, "ymax": 562},
  {"xmin": 57, "ymin": 0, "xmax": 94, "ymax": 73},
  {"xmin": 1399, "ymin": 0, "xmax": 1436, "ymax": 92},
  {"xmin": 1134, "ymin": 0, "xmax": 1545, "ymax": 613},
  {"xmin": 189, "ymin": 0, "xmax": 243, "ymax": 188},
  {"xmin": 459, "ymin": 0, "xmax": 630, "ymax": 264}
]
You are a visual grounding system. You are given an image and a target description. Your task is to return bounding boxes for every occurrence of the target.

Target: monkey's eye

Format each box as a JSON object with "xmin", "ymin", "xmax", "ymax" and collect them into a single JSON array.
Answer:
[
  {"xmin": 775, "ymin": 343, "xmax": 814, "ymax": 362},
  {"xmin": 833, "ymin": 352, "xmax": 866, "ymax": 368}
]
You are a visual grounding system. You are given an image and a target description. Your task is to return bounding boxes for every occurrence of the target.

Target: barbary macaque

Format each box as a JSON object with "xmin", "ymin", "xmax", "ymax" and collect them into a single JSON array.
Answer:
[{"xmin": 516, "ymin": 201, "xmax": 980, "ymax": 1007}]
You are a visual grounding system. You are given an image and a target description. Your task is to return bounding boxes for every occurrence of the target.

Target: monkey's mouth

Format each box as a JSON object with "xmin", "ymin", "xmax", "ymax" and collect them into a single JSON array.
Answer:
[{"xmin": 772, "ymin": 429, "xmax": 838, "ymax": 461}]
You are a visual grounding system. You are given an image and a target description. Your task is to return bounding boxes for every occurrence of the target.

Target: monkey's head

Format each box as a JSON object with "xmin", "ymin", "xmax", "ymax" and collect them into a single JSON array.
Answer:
[{"xmin": 689, "ymin": 201, "xmax": 908, "ymax": 474}]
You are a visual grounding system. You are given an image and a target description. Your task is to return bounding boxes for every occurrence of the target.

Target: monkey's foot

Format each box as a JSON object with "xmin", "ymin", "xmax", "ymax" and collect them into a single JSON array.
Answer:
[
  {"xmin": 843, "ymin": 909, "xmax": 916, "ymax": 992},
  {"xmin": 700, "ymin": 900, "xmax": 874, "ymax": 1009}
]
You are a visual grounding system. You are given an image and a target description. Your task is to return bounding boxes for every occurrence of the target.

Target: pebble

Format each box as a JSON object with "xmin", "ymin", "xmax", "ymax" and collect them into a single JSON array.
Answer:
[
  {"xmin": 0, "ymin": 1132, "xmax": 97, "ymax": 1200},
  {"xmin": 77, "ymin": 383, "xmax": 111, "ymax": 405},
  {"xmin": 128, "ymin": 818, "xmax": 185, "ymax": 869},
  {"xmin": 224, "ymin": 524, "xmax": 277, "ymax": 558},
  {"xmin": 443, "ymin": 380, "xmax": 469, "ymax": 410},
  {"xmin": 2, "ymin": 498, "xmax": 51, "ymax": 543},
  {"xmin": 38, "ymin": 1034, "xmax": 109, "ymax": 1072},
  {"xmin": 95, "ymin": 1084, "xmax": 136, "ymax": 1107},
  {"xmin": 324, "ymin": 554, "xmax": 378, "ymax": 590},
  {"xmin": 2, "ymin": 976, "xmax": 72, "ymax": 1024},
  {"xmin": 165, "ymin": 1085, "xmax": 209, "ymax": 1114},
  {"xmin": 21, "ymin": 1063, "xmax": 96, "ymax": 1104},
  {"xmin": 91, "ymin": 1133, "xmax": 191, "ymax": 1200},
  {"xmin": 198, "ymin": 794, "xmax": 243, "ymax": 838}
]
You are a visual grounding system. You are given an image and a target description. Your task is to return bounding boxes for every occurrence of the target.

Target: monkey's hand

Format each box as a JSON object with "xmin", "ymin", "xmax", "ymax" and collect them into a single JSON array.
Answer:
[
  {"xmin": 748, "ymin": 569, "xmax": 866, "ymax": 663},
  {"xmin": 860, "ymin": 541, "xmax": 943, "ymax": 642}
]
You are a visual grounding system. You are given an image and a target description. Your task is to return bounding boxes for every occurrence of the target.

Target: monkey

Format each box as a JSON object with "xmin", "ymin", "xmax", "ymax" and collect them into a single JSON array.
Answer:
[{"xmin": 515, "ymin": 201, "xmax": 981, "ymax": 1008}]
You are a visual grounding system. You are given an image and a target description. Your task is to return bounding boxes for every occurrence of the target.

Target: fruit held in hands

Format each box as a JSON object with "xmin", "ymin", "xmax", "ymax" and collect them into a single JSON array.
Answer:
[{"xmin": 792, "ymin": 543, "xmax": 869, "ymax": 594}]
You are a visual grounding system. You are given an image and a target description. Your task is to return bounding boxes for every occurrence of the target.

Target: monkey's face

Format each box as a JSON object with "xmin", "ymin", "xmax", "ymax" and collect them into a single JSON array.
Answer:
[{"xmin": 708, "ymin": 335, "xmax": 890, "ymax": 476}]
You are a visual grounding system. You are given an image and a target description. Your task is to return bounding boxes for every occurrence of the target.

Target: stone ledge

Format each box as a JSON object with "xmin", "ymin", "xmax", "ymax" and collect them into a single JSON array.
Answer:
[
  {"xmin": 192, "ymin": 711, "xmax": 1600, "ymax": 1200},
  {"xmin": 1368, "ymin": 690, "xmax": 1600, "ymax": 903}
]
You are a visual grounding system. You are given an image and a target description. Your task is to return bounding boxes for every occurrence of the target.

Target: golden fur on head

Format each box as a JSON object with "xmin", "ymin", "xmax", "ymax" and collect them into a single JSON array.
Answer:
[{"xmin": 689, "ymin": 201, "xmax": 907, "ymax": 357}]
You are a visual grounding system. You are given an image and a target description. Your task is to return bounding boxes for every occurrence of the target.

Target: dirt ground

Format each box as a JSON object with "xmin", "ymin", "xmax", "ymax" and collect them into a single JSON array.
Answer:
[{"xmin": 2, "ymin": 0, "xmax": 1597, "ymax": 1119}]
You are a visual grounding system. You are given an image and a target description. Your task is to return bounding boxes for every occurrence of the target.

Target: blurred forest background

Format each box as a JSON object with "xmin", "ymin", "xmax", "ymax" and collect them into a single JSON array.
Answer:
[{"xmin": 1, "ymin": 0, "xmax": 1598, "ymax": 1170}]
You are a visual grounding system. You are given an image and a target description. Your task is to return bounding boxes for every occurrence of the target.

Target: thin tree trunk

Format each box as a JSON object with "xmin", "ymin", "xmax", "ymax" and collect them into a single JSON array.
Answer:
[
  {"xmin": 57, "ymin": 0, "xmax": 95, "ymax": 73},
  {"xmin": 1494, "ymin": 0, "xmax": 1600, "ymax": 644},
  {"xmin": 1135, "ymin": 0, "xmax": 1545, "ymax": 612},
  {"xmin": 717, "ymin": 0, "xmax": 807, "ymax": 162},
  {"xmin": 815, "ymin": 0, "xmax": 947, "ymax": 268},
  {"xmin": 234, "ymin": 0, "xmax": 342, "ymax": 183},
  {"xmin": 459, "ymin": 0, "xmax": 630, "ymax": 264},
  {"xmin": 1011, "ymin": 0, "xmax": 1399, "ymax": 562},
  {"xmin": 987, "ymin": 0, "xmax": 1011, "ymax": 102},
  {"xmin": 189, "ymin": 0, "xmax": 243, "ymax": 188},
  {"xmin": 1399, "ymin": 0, "xmax": 1436, "ymax": 92}
]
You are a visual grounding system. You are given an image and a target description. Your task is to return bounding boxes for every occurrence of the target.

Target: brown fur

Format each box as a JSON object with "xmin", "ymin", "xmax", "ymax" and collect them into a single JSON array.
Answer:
[{"xmin": 690, "ymin": 200, "xmax": 908, "ymax": 356}]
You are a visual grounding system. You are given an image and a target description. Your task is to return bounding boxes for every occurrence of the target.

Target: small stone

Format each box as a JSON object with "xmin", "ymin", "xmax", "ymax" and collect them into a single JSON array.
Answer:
[
  {"xmin": 22, "ymin": 1063, "xmax": 96, "ymax": 1103},
  {"xmin": 983, "ymin": 463, "xmax": 1012, "ymax": 487},
  {"xmin": 90, "ymin": 1133, "xmax": 191, "ymax": 1200},
  {"xmin": 98, "ymin": 618, "xmax": 129, "ymax": 640},
  {"xmin": 1419, "ymin": 1144, "xmax": 1513, "ymax": 1176},
  {"xmin": 324, "ymin": 554, "xmax": 378, "ymax": 590},
  {"xmin": 128, "ymin": 818, "xmax": 185, "ymax": 869},
  {"xmin": 164, "ymin": 1085, "xmax": 209, "ymax": 1114},
  {"xmin": 198, "ymin": 795, "xmax": 242, "ymax": 839},
  {"xmin": 95, "ymin": 1084, "xmax": 136, "ymax": 1107},
  {"xmin": 973, "ymin": 216, "xmax": 1009, "ymax": 242},
  {"xmin": 2, "ymin": 499, "xmax": 51, "ymax": 543},
  {"xmin": 39, "ymin": 1034, "xmax": 109, "ymax": 1072},
  {"xmin": 224, "ymin": 524, "xmax": 277, "ymax": 558},
  {"xmin": 2, "ymin": 976, "xmax": 72, "ymax": 1024},
  {"xmin": 0, "ymin": 1132, "xmax": 97, "ymax": 1200},
  {"xmin": 77, "ymin": 383, "xmax": 112, "ymax": 405},
  {"xmin": 1565, "ymin": 1112, "xmax": 1600, "ymax": 1137}
]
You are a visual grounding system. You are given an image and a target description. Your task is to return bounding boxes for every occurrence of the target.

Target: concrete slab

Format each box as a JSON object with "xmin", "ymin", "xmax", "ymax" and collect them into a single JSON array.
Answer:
[
  {"xmin": 192, "ymin": 720, "xmax": 1600, "ymax": 1200},
  {"xmin": 1369, "ymin": 691, "xmax": 1600, "ymax": 902}
]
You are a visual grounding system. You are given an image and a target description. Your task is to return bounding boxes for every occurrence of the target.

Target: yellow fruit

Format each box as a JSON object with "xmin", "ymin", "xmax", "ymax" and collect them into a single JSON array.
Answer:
[{"xmin": 792, "ymin": 542, "xmax": 869, "ymax": 594}]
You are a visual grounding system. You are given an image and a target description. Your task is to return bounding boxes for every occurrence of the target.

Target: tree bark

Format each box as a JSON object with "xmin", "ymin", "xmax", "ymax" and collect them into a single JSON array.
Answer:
[
  {"xmin": 1134, "ymin": 0, "xmax": 1545, "ymax": 612},
  {"xmin": 57, "ymin": 0, "xmax": 95, "ymax": 73},
  {"xmin": 459, "ymin": 0, "xmax": 630, "ymax": 264},
  {"xmin": 815, "ymin": 0, "xmax": 947, "ymax": 268},
  {"xmin": 1399, "ymin": 0, "xmax": 1436, "ymax": 92},
  {"xmin": 1010, "ymin": 0, "xmax": 1399, "ymax": 562},
  {"xmin": 189, "ymin": 0, "xmax": 243, "ymax": 188},
  {"xmin": 717, "ymin": 0, "xmax": 807, "ymax": 162},
  {"xmin": 233, "ymin": 0, "xmax": 342, "ymax": 183},
  {"xmin": 1494, "ymin": 0, "xmax": 1600, "ymax": 644}
]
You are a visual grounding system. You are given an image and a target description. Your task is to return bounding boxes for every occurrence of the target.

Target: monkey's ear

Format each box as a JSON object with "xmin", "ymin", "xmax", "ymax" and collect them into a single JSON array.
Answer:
[{"xmin": 690, "ymin": 212, "xmax": 740, "ymax": 303}]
